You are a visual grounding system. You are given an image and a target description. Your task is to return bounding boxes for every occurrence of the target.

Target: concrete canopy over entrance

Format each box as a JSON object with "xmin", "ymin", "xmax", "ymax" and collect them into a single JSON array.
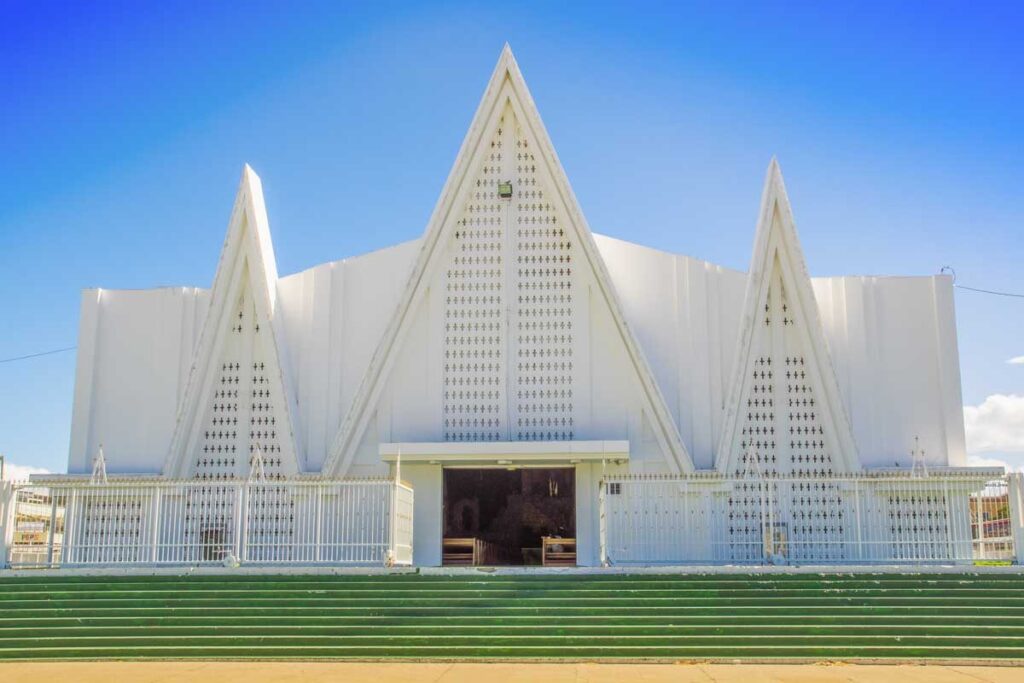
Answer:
[{"xmin": 380, "ymin": 440, "xmax": 629, "ymax": 466}]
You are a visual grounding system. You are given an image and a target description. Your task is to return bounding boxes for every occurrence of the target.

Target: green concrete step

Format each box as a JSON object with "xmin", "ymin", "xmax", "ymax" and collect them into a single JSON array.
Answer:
[
  {"xmin": 4, "ymin": 576, "xmax": 1024, "ymax": 592},
  {"xmin": 8, "ymin": 589, "xmax": 1024, "ymax": 598},
  {"xmin": 3, "ymin": 598, "xmax": 1021, "ymax": 612},
  {"xmin": 1, "ymin": 646, "xmax": 1022, "ymax": 660},
  {"xmin": 4, "ymin": 615, "xmax": 1024, "ymax": 627},
  {"xmin": 5, "ymin": 605, "xmax": 1024, "ymax": 618},
  {"xmin": 1, "ymin": 573, "xmax": 1022, "ymax": 661},
  {"xmin": 3, "ymin": 625, "xmax": 1024, "ymax": 638}
]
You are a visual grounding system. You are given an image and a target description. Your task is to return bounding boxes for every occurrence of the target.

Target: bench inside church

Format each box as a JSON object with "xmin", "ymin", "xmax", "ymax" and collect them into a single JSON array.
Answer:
[{"xmin": 442, "ymin": 468, "xmax": 576, "ymax": 567}]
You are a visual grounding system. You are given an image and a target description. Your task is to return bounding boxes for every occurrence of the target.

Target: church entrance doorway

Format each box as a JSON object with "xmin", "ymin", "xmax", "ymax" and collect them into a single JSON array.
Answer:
[{"xmin": 441, "ymin": 467, "xmax": 576, "ymax": 566}]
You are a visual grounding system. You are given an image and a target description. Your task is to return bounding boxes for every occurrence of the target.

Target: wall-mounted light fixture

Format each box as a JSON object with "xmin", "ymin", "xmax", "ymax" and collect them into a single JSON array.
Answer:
[{"xmin": 497, "ymin": 180, "xmax": 513, "ymax": 198}]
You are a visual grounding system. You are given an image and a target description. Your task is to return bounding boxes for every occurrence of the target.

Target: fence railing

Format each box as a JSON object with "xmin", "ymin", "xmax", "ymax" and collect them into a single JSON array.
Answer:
[
  {"xmin": 5, "ymin": 471, "xmax": 1019, "ymax": 569},
  {"xmin": 600, "ymin": 472, "xmax": 1017, "ymax": 566},
  {"xmin": 3, "ymin": 478, "xmax": 413, "ymax": 569}
]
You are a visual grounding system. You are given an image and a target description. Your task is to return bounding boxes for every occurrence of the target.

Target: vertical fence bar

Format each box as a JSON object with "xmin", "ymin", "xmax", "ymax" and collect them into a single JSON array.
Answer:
[
  {"xmin": 45, "ymin": 489, "xmax": 57, "ymax": 568},
  {"xmin": 149, "ymin": 487, "xmax": 161, "ymax": 564},
  {"xmin": 233, "ymin": 482, "xmax": 245, "ymax": 563},
  {"xmin": 942, "ymin": 479, "xmax": 953, "ymax": 561},
  {"xmin": 0, "ymin": 483, "xmax": 12, "ymax": 568},
  {"xmin": 387, "ymin": 482, "xmax": 396, "ymax": 566},
  {"xmin": 315, "ymin": 484, "xmax": 323, "ymax": 563},
  {"xmin": 975, "ymin": 485, "xmax": 986, "ymax": 560},
  {"xmin": 1008, "ymin": 473, "xmax": 1024, "ymax": 564},
  {"xmin": 598, "ymin": 476, "xmax": 607, "ymax": 566},
  {"xmin": 65, "ymin": 487, "xmax": 77, "ymax": 565},
  {"xmin": 852, "ymin": 480, "xmax": 863, "ymax": 561}
]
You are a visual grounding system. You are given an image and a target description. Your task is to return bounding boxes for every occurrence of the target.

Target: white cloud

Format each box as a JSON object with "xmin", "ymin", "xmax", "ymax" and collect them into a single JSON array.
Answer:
[
  {"xmin": 1, "ymin": 462, "xmax": 49, "ymax": 482},
  {"xmin": 966, "ymin": 454, "xmax": 1017, "ymax": 473},
  {"xmin": 964, "ymin": 394, "xmax": 1024, "ymax": 454},
  {"xmin": 1008, "ymin": 356, "xmax": 1024, "ymax": 365}
]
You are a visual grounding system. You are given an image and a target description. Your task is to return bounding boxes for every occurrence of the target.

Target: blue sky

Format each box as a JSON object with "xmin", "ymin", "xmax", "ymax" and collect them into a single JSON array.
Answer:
[{"xmin": 1, "ymin": 1, "xmax": 1021, "ymax": 475}]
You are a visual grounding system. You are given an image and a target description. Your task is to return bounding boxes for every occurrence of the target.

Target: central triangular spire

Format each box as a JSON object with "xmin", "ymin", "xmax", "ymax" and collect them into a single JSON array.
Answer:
[
  {"xmin": 716, "ymin": 159, "xmax": 860, "ymax": 475},
  {"xmin": 163, "ymin": 166, "xmax": 303, "ymax": 480},
  {"xmin": 322, "ymin": 46, "xmax": 694, "ymax": 475}
]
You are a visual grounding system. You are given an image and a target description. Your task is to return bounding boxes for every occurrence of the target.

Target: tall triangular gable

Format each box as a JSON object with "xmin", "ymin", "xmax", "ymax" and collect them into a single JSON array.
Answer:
[
  {"xmin": 716, "ymin": 159, "xmax": 860, "ymax": 475},
  {"xmin": 322, "ymin": 45, "xmax": 694, "ymax": 475},
  {"xmin": 163, "ymin": 166, "xmax": 304, "ymax": 479}
]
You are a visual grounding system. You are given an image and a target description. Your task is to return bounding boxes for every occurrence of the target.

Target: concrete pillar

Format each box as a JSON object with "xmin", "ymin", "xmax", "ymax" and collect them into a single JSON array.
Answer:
[
  {"xmin": 574, "ymin": 463, "xmax": 600, "ymax": 567},
  {"xmin": 402, "ymin": 463, "xmax": 442, "ymax": 567}
]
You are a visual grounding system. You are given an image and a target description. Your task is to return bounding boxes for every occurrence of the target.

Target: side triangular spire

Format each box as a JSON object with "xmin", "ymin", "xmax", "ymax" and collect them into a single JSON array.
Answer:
[
  {"xmin": 163, "ymin": 166, "xmax": 303, "ymax": 480},
  {"xmin": 322, "ymin": 46, "xmax": 695, "ymax": 475},
  {"xmin": 716, "ymin": 159, "xmax": 860, "ymax": 475}
]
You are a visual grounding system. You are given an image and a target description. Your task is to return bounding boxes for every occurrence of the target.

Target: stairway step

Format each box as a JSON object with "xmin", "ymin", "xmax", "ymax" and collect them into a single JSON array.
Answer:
[
  {"xmin": 3, "ymin": 624, "xmax": 1024, "ymax": 638},
  {"xmin": 1, "ymin": 572, "xmax": 1021, "ymax": 661}
]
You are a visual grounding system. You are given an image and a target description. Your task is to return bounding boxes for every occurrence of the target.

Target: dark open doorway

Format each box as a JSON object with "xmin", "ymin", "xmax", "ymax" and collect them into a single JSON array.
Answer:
[{"xmin": 442, "ymin": 467, "xmax": 576, "ymax": 566}]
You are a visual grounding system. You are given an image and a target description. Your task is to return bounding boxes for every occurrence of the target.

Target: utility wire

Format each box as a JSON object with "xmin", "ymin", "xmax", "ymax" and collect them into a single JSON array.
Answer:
[
  {"xmin": 0, "ymin": 346, "xmax": 77, "ymax": 364},
  {"xmin": 941, "ymin": 266, "xmax": 1024, "ymax": 299},
  {"xmin": 954, "ymin": 284, "xmax": 1024, "ymax": 299}
]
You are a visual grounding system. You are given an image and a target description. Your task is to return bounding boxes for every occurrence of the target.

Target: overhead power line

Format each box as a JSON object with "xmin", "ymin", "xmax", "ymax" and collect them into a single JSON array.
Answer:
[
  {"xmin": 954, "ymin": 284, "xmax": 1024, "ymax": 299},
  {"xmin": 0, "ymin": 346, "xmax": 77, "ymax": 364},
  {"xmin": 940, "ymin": 267, "xmax": 1024, "ymax": 299}
]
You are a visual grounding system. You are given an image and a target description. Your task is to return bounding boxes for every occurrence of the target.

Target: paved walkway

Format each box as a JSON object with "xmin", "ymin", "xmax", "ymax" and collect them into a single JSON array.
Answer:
[{"xmin": 1, "ymin": 662, "xmax": 1022, "ymax": 682}]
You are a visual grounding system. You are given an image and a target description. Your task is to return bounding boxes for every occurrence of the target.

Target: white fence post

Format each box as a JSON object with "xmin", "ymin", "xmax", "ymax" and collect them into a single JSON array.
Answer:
[
  {"xmin": 0, "ymin": 482, "xmax": 16, "ymax": 568},
  {"xmin": 315, "ymin": 484, "xmax": 323, "ymax": 564},
  {"xmin": 65, "ymin": 488, "xmax": 78, "ymax": 565},
  {"xmin": 975, "ymin": 486, "xmax": 986, "ymax": 560},
  {"xmin": 853, "ymin": 480, "xmax": 863, "ymax": 562},
  {"xmin": 598, "ymin": 476, "xmax": 608, "ymax": 566},
  {"xmin": 234, "ymin": 483, "xmax": 246, "ymax": 563},
  {"xmin": 1008, "ymin": 472, "xmax": 1024, "ymax": 565},
  {"xmin": 149, "ymin": 487, "xmax": 161, "ymax": 564},
  {"xmin": 45, "ymin": 489, "xmax": 57, "ymax": 567},
  {"xmin": 386, "ymin": 483, "xmax": 396, "ymax": 567}
]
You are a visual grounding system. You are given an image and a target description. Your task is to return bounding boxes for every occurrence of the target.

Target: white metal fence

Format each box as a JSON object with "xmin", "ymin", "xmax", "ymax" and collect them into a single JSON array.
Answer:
[
  {"xmin": 4, "ymin": 471, "xmax": 1020, "ymax": 569},
  {"xmin": 600, "ymin": 473, "xmax": 1018, "ymax": 565},
  {"xmin": 3, "ymin": 479, "xmax": 413, "ymax": 569}
]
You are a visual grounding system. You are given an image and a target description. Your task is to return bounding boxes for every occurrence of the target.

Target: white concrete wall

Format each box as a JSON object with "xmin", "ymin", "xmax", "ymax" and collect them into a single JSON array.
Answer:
[
  {"xmin": 597, "ymin": 235, "xmax": 965, "ymax": 470},
  {"xmin": 596, "ymin": 235, "xmax": 747, "ymax": 470},
  {"xmin": 275, "ymin": 239, "xmax": 421, "ymax": 473},
  {"xmin": 67, "ymin": 234, "xmax": 965, "ymax": 475},
  {"xmin": 68, "ymin": 286, "xmax": 208, "ymax": 474}
]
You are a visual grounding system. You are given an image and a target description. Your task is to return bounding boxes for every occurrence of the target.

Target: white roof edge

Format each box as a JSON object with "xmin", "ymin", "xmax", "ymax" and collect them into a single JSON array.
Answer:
[{"xmin": 81, "ymin": 245, "xmax": 951, "ymax": 299}]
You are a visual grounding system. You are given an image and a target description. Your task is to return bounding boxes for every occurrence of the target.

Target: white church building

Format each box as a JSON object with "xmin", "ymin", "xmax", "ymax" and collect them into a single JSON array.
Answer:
[{"xmin": 16, "ymin": 47, "xmax": 1015, "ymax": 569}]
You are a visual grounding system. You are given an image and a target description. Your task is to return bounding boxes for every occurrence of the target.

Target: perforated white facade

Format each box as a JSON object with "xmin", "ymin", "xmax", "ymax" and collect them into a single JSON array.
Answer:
[{"xmin": 49, "ymin": 46, "xmax": 988, "ymax": 567}]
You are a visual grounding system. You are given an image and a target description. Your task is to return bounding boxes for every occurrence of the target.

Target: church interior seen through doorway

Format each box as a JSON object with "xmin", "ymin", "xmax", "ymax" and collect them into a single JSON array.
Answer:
[{"xmin": 442, "ymin": 467, "xmax": 576, "ymax": 566}]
